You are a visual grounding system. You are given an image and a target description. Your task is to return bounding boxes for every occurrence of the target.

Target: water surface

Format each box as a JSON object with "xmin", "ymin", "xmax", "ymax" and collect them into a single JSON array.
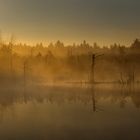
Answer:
[{"xmin": 0, "ymin": 84, "xmax": 140, "ymax": 140}]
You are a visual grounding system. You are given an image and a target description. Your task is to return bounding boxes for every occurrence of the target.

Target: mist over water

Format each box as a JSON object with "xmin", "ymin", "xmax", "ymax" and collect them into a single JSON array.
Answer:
[
  {"xmin": 0, "ymin": 84, "xmax": 140, "ymax": 140},
  {"xmin": 0, "ymin": 39, "xmax": 140, "ymax": 84}
]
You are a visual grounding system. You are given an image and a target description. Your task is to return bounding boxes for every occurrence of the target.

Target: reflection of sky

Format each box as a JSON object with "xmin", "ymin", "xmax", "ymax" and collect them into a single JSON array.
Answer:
[{"xmin": 0, "ymin": 0, "xmax": 140, "ymax": 45}]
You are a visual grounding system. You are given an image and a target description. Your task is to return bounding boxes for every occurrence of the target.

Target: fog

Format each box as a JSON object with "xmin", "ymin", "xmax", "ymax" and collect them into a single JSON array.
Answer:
[
  {"xmin": 0, "ymin": 39, "xmax": 140, "ymax": 86},
  {"xmin": 0, "ymin": 39, "xmax": 140, "ymax": 140}
]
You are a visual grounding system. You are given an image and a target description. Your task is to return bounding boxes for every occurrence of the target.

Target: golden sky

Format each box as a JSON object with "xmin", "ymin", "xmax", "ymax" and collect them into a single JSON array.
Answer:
[{"xmin": 0, "ymin": 0, "xmax": 140, "ymax": 46}]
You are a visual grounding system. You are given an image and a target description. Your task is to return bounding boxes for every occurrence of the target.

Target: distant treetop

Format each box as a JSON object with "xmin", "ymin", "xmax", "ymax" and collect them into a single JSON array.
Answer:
[{"xmin": 131, "ymin": 39, "xmax": 140, "ymax": 49}]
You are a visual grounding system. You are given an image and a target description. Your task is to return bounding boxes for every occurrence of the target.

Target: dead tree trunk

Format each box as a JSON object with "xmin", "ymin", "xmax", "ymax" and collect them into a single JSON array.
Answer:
[{"xmin": 90, "ymin": 54, "xmax": 95, "ymax": 83}]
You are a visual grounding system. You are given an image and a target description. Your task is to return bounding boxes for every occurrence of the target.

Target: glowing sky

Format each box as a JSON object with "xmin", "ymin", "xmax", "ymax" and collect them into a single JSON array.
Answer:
[{"xmin": 0, "ymin": 0, "xmax": 140, "ymax": 46}]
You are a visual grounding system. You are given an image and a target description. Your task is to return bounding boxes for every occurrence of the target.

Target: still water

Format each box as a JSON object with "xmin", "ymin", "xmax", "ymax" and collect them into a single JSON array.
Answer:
[{"xmin": 0, "ymin": 84, "xmax": 140, "ymax": 140}]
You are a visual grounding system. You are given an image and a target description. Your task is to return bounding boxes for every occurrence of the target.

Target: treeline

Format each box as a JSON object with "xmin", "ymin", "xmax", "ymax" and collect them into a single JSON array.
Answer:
[{"xmin": 0, "ymin": 39, "xmax": 140, "ymax": 84}]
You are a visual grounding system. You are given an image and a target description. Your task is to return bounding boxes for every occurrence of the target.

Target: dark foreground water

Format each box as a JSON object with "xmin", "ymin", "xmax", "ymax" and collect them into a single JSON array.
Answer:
[{"xmin": 0, "ymin": 84, "xmax": 140, "ymax": 140}]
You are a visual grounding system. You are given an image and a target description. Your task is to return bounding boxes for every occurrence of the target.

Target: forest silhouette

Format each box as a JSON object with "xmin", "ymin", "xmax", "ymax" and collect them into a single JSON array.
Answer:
[{"xmin": 0, "ymin": 38, "xmax": 140, "ymax": 85}]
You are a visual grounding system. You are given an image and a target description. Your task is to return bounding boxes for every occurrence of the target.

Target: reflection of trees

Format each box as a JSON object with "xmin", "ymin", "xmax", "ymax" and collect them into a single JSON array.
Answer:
[
  {"xmin": 89, "ymin": 86, "xmax": 97, "ymax": 112},
  {"xmin": 130, "ymin": 86, "xmax": 140, "ymax": 108},
  {"xmin": 119, "ymin": 84, "xmax": 140, "ymax": 109},
  {"xmin": 119, "ymin": 85, "xmax": 127, "ymax": 108},
  {"xmin": 0, "ymin": 85, "xmax": 139, "ymax": 115}
]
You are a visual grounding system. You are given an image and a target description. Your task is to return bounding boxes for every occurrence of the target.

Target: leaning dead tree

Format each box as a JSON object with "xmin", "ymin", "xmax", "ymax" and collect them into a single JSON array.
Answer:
[{"xmin": 89, "ymin": 53, "xmax": 104, "ymax": 83}]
